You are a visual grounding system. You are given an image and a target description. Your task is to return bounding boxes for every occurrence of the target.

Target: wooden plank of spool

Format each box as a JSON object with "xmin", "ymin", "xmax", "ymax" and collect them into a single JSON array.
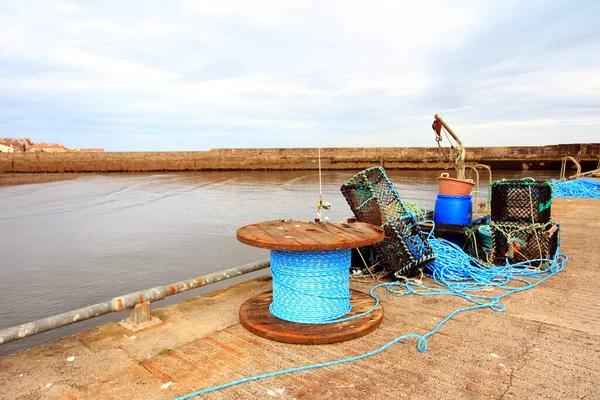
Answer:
[
  {"xmin": 236, "ymin": 220, "xmax": 384, "ymax": 251},
  {"xmin": 239, "ymin": 290, "xmax": 384, "ymax": 345}
]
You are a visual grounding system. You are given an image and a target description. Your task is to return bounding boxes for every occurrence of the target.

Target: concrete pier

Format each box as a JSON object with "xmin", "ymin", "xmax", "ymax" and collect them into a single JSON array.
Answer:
[
  {"xmin": 0, "ymin": 198, "xmax": 598, "ymax": 399},
  {"xmin": 0, "ymin": 144, "xmax": 598, "ymax": 173}
]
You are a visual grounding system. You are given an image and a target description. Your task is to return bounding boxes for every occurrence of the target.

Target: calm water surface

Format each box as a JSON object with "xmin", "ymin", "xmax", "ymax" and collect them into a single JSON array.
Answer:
[{"xmin": 0, "ymin": 169, "xmax": 557, "ymax": 355}]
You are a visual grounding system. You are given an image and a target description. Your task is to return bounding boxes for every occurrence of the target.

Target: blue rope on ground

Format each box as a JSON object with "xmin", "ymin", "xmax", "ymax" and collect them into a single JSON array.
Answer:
[
  {"xmin": 550, "ymin": 179, "xmax": 600, "ymax": 198},
  {"xmin": 174, "ymin": 233, "xmax": 566, "ymax": 399}
]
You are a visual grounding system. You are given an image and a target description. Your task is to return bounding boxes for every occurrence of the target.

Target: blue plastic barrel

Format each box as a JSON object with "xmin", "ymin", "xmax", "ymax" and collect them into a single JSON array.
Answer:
[{"xmin": 434, "ymin": 194, "xmax": 472, "ymax": 225}]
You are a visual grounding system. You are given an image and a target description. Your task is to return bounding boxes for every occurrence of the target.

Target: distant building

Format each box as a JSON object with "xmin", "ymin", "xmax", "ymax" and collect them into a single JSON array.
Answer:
[
  {"xmin": 0, "ymin": 140, "xmax": 25, "ymax": 152},
  {"xmin": 80, "ymin": 148, "xmax": 105, "ymax": 152},
  {"xmin": 29, "ymin": 143, "xmax": 68, "ymax": 153},
  {"xmin": 1, "ymin": 138, "xmax": 80, "ymax": 153},
  {"xmin": 0, "ymin": 143, "xmax": 14, "ymax": 153}
]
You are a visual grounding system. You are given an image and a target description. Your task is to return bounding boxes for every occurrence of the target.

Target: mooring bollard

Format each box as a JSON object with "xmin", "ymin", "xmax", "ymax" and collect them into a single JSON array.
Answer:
[{"xmin": 119, "ymin": 301, "xmax": 162, "ymax": 332}]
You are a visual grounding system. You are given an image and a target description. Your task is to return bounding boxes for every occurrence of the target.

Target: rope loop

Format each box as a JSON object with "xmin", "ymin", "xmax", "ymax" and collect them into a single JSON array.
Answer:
[
  {"xmin": 416, "ymin": 337, "xmax": 428, "ymax": 352},
  {"xmin": 490, "ymin": 303, "xmax": 505, "ymax": 312}
]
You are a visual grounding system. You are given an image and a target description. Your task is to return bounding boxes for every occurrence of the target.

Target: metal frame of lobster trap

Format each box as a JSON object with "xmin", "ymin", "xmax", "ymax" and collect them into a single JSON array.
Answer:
[{"xmin": 341, "ymin": 166, "xmax": 436, "ymax": 278}]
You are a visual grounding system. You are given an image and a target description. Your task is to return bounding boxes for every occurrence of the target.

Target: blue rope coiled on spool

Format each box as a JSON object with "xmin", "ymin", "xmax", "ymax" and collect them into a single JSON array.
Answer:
[{"xmin": 269, "ymin": 249, "xmax": 352, "ymax": 323}]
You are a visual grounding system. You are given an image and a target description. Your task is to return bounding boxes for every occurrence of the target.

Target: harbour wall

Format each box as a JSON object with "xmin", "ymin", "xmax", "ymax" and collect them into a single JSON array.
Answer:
[{"xmin": 0, "ymin": 144, "xmax": 598, "ymax": 173}]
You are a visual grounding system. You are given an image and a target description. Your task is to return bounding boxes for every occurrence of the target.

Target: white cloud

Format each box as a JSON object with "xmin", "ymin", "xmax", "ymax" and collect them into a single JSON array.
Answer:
[
  {"xmin": 0, "ymin": 0, "xmax": 598, "ymax": 150},
  {"xmin": 468, "ymin": 118, "xmax": 600, "ymax": 130},
  {"xmin": 134, "ymin": 101, "xmax": 169, "ymax": 111},
  {"xmin": 53, "ymin": 1, "xmax": 79, "ymax": 14},
  {"xmin": 53, "ymin": 47, "xmax": 179, "ymax": 82}
]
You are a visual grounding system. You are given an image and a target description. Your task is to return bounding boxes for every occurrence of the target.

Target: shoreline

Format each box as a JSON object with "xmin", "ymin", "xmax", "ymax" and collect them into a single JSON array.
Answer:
[{"xmin": 0, "ymin": 172, "xmax": 85, "ymax": 187}]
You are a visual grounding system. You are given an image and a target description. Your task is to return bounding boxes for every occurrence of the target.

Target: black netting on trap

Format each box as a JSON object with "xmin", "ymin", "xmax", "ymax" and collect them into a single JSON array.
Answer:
[
  {"xmin": 490, "ymin": 179, "xmax": 552, "ymax": 224},
  {"xmin": 341, "ymin": 166, "xmax": 436, "ymax": 277},
  {"xmin": 490, "ymin": 221, "xmax": 560, "ymax": 265}
]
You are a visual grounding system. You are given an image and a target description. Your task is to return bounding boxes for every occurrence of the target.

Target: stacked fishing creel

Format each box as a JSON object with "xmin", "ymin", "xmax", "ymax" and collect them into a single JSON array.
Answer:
[
  {"xmin": 341, "ymin": 166, "xmax": 436, "ymax": 278},
  {"xmin": 491, "ymin": 222, "xmax": 560, "ymax": 266},
  {"xmin": 490, "ymin": 178, "xmax": 552, "ymax": 223},
  {"xmin": 489, "ymin": 178, "xmax": 560, "ymax": 265}
]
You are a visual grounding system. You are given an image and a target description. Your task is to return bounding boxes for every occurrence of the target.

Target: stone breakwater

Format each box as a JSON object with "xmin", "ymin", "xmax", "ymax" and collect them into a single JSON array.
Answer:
[{"xmin": 0, "ymin": 144, "xmax": 598, "ymax": 173}]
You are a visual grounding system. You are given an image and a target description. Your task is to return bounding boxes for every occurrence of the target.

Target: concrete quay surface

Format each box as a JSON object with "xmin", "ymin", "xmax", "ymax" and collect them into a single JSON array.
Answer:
[{"xmin": 0, "ymin": 198, "xmax": 599, "ymax": 399}]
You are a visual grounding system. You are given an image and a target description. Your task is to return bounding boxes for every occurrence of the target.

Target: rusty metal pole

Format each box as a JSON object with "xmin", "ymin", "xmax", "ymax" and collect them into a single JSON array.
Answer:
[{"xmin": 0, "ymin": 259, "xmax": 270, "ymax": 345}]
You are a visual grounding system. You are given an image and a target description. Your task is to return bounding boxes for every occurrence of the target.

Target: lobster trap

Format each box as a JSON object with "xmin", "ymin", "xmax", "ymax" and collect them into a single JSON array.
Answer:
[
  {"xmin": 490, "ymin": 179, "xmax": 552, "ymax": 224},
  {"xmin": 341, "ymin": 166, "xmax": 436, "ymax": 278},
  {"xmin": 490, "ymin": 221, "xmax": 560, "ymax": 265}
]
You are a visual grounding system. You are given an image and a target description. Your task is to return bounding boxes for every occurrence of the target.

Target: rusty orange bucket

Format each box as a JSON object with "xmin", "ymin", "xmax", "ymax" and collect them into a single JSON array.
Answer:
[{"xmin": 438, "ymin": 173, "xmax": 475, "ymax": 196}]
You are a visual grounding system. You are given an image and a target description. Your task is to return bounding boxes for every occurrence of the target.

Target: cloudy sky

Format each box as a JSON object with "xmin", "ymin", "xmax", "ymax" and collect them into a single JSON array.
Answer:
[{"xmin": 0, "ymin": 1, "xmax": 598, "ymax": 151}]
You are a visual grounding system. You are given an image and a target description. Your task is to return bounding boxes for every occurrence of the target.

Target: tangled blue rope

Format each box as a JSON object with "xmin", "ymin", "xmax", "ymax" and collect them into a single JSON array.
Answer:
[
  {"xmin": 400, "ymin": 239, "xmax": 565, "ymax": 310},
  {"xmin": 550, "ymin": 179, "xmax": 600, "ymax": 198},
  {"xmin": 175, "ymin": 232, "xmax": 566, "ymax": 399}
]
